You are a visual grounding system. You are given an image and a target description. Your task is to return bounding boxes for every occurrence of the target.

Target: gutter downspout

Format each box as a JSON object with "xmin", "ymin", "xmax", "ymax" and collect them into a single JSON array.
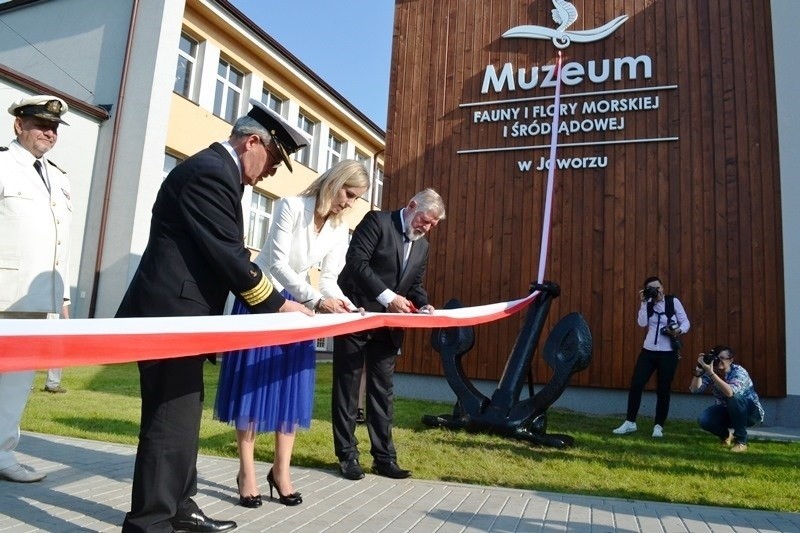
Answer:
[{"xmin": 88, "ymin": 0, "xmax": 139, "ymax": 318}]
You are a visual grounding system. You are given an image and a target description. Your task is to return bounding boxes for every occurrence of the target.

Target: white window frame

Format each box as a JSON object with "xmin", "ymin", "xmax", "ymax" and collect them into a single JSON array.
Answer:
[
  {"xmin": 261, "ymin": 86, "xmax": 285, "ymax": 116},
  {"xmin": 163, "ymin": 152, "xmax": 183, "ymax": 180},
  {"xmin": 295, "ymin": 112, "xmax": 317, "ymax": 168},
  {"xmin": 214, "ymin": 58, "xmax": 244, "ymax": 123},
  {"xmin": 326, "ymin": 132, "xmax": 345, "ymax": 169},
  {"xmin": 354, "ymin": 150, "xmax": 372, "ymax": 201},
  {"xmin": 246, "ymin": 190, "xmax": 275, "ymax": 250},
  {"xmin": 373, "ymin": 164, "xmax": 384, "ymax": 208},
  {"xmin": 174, "ymin": 32, "xmax": 199, "ymax": 99}
]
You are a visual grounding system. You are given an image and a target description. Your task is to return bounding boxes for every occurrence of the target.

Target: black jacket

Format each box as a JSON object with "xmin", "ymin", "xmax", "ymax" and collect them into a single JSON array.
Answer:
[
  {"xmin": 117, "ymin": 142, "xmax": 284, "ymax": 319},
  {"xmin": 337, "ymin": 209, "xmax": 429, "ymax": 346}
]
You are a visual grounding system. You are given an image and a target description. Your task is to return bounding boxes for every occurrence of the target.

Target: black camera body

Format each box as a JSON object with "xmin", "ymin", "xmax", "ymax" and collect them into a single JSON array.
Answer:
[
  {"xmin": 642, "ymin": 286, "xmax": 659, "ymax": 300},
  {"xmin": 702, "ymin": 348, "xmax": 718, "ymax": 365},
  {"xmin": 661, "ymin": 322, "xmax": 683, "ymax": 352},
  {"xmin": 695, "ymin": 348, "xmax": 718, "ymax": 373},
  {"xmin": 660, "ymin": 322, "xmax": 680, "ymax": 336}
]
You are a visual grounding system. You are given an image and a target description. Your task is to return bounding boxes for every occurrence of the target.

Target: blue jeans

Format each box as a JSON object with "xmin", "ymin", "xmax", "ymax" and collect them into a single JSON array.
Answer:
[{"xmin": 697, "ymin": 394, "xmax": 761, "ymax": 444}]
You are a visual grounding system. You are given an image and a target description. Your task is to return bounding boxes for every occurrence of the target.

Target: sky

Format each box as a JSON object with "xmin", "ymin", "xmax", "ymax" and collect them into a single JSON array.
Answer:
[{"xmin": 229, "ymin": 1, "xmax": 395, "ymax": 131}]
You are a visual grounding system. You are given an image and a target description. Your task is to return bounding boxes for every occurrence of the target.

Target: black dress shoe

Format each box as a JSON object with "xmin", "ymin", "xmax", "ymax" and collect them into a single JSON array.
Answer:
[
  {"xmin": 170, "ymin": 509, "xmax": 237, "ymax": 533},
  {"xmin": 339, "ymin": 458, "xmax": 365, "ymax": 480},
  {"xmin": 372, "ymin": 460, "xmax": 412, "ymax": 479}
]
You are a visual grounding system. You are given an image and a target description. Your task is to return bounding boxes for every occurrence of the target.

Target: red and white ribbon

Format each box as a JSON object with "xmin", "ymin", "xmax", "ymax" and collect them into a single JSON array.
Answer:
[
  {"xmin": 0, "ymin": 56, "xmax": 566, "ymax": 375},
  {"xmin": 0, "ymin": 292, "xmax": 538, "ymax": 373}
]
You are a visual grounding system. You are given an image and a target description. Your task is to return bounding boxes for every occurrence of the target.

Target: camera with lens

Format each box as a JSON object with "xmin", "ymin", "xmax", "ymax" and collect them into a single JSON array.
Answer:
[
  {"xmin": 695, "ymin": 348, "xmax": 718, "ymax": 374},
  {"xmin": 660, "ymin": 322, "xmax": 680, "ymax": 336},
  {"xmin": 660, "ymin": 322, "xmax": 682, "ymax": 351},
  {"xmin": 642, "ymin": 286, "xmax": 659, "ymax": 301},
  {"xmin": 701, "ymin": 348, "xmax": 718, "ymax": 365}
]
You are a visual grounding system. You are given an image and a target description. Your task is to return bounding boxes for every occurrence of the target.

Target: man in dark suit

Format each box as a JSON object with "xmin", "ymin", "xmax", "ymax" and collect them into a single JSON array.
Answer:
[
  {"xmin": 332, "ymin": 188, "xmax": 446, "ymax": 480},
  {"xmin": 117, "ymin": 99, "xmax": 313, "ymax": 533}
]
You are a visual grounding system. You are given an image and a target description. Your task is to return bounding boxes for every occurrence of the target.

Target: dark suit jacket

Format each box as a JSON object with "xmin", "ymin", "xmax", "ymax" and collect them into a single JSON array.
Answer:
[
  {"xmin": 337, "ymin": 209, "xmax": 429, "ymax": 347},
  {"xmin": 117, "ymin": 142, "xmax": 284, "ymax": 319}
]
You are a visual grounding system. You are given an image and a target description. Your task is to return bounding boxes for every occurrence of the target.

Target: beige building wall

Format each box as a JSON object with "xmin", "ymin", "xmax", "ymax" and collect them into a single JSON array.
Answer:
[{"xmin": 169, "ymin": 0, "xmax": 385, "ymax": 241}]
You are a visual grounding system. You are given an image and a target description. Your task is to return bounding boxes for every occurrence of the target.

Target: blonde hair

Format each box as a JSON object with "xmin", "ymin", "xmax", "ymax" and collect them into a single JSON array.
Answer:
[{"xmin": 301, "ymin": 159, "xmax": 370, "ymax": 225}]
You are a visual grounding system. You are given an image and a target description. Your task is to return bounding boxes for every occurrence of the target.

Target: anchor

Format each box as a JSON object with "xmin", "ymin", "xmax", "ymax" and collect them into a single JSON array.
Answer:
[{"xmin": 422, "ymin": 281, "xmax": 592, "ymax": 448}]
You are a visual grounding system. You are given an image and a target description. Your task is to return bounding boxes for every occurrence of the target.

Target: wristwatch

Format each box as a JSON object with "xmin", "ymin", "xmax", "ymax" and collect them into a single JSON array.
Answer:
[{"xmin": 315, "ymin": 296, "xmax": 326, "ymax": 312}]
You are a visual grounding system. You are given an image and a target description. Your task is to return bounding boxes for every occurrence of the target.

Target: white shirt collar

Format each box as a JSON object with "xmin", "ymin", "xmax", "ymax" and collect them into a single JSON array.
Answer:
[{"xmin": 220, "ymin": 141, "xmax": 243, "ymax": 184}]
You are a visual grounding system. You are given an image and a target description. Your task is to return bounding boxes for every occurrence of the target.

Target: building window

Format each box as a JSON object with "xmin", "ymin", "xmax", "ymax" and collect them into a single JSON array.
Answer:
[
  {"xmin": 163, "ymin": 152, "xmax": 183, "ymax": 179},
  {"xmin": 326, "ymin": 132, "xmax": 344, "ymax": 169},
  {"xmin": 174, "ymin": 32, "xmax": 198, "ymax": 98},
  {"xmin": 246, "ymin": 190, "xmax": 274, "ymax": 249},
  {"xmin": 261, "ymin": 86, "xmax": 285, "ymax": 116},
  {"xmin": 294, "ymin": 112, "xmax": 317, "ymax": 168},
  {"xmin": 373, "ymin": 164, "xmax": 384, "ymax": 208},
  {"xmin": 315, "ymin": 337, "xmax": 332, "ymax": 352},
  {"xmin": 214, "ymin": 58, "xmax": 244, "ymax": 123},
  {"xmin": 354, "ymin": 150, "xmax": 372, "ymax": 201}
]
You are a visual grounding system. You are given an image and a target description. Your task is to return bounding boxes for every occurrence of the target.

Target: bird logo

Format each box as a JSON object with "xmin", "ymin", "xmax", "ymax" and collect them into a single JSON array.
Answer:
[
  {"xmin": 551, "ymin": 0, "xmax": 579, "ymax": 33},
  {"xmin": 503, "ymin": 0, "xmax": 628, "ymax": 49}
]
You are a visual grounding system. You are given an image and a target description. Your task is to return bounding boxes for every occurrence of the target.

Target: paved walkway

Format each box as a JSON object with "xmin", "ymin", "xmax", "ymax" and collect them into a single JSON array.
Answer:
[{"xmin": 1, "ymin": 431, "xmax": 798, "ymax": 532}]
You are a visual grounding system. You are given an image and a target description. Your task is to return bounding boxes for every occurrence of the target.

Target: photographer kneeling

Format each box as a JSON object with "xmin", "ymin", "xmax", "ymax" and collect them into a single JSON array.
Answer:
[{"xmin": 690, "ymin": 345, "xmax": 764, "ymax": 453}]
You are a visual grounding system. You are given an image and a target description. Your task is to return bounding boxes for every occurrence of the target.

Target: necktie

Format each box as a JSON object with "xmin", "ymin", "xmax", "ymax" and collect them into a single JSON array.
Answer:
[
  {"xmin": 401, "ymin": 233, "xmax": 412, "ymax": 272},
  {"xmin": 34, "ymin": 160, "xmax": 50, "ymax": 193}
]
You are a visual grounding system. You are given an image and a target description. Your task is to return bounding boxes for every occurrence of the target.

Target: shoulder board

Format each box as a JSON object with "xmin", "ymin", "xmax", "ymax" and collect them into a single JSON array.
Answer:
[
  {"xmin": 47, "ymin": 159, "xmax": 67, "ymax": 174},
  {"xmin": 0, "ymin": 146, "xmax": 8, "ymax": 151}
]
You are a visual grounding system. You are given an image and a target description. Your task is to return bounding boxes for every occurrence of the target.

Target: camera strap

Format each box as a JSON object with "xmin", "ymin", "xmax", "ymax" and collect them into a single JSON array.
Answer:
[{"xmin": 647, "ymin": 295, "xmax": 676, "ymax": 321}]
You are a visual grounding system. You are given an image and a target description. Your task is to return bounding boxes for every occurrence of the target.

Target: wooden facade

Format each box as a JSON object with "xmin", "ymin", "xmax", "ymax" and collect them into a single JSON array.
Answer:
[{"xmin": 386, "ymin": 0, "xmax": 785, "ymax": 396}]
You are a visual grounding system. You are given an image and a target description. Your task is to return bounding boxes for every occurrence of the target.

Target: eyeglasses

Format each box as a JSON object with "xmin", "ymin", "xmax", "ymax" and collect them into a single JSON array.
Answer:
[
  {"xmin": 716, "ymin": 355, "xmax": 732, "ymax": 361},
  {"xmin": 258, "ymin": 137, "xmax": 283, "ymax": 169}
]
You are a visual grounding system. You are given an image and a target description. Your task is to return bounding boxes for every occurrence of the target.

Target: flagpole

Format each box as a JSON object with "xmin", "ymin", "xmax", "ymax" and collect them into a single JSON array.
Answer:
[{"xmin": 537, "ymin": 51, "xmax": 563, "ymax": 284}]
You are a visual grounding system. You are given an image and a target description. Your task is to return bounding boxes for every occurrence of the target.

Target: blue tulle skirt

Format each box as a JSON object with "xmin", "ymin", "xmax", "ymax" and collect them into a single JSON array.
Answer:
[{"xmin": 214, "ymin": 292, "xmax": 315, "ymax": 434}]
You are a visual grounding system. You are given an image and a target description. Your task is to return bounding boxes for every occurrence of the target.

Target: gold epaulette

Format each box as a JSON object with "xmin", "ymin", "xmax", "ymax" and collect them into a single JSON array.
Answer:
[
  {"xmin": 47, "ymin": 159, "xmax": 67, "ymax": 174},
  {"xmin": 240, "ymin": 273, "xmax": 274, "ymax": 306}
]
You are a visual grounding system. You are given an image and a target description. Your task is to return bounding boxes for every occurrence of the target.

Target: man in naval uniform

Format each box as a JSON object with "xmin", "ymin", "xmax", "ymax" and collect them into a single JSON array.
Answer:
[
  {"xmin": 117, "ymin": 99, "xmax": 313, "ymax": 533},
  {"xmin": 0, "ymin": 95, "xmax": 71, "ymax": 483}
]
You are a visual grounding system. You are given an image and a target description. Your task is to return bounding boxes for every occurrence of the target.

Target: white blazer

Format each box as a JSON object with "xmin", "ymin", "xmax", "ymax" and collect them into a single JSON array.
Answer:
[
  {"xmin": 254, "ymin": 195, "xmax": 351, "ymax": 309},
  {"xmin": 0, "ymin": 140, "xmax": 72, "ymax": 313}
]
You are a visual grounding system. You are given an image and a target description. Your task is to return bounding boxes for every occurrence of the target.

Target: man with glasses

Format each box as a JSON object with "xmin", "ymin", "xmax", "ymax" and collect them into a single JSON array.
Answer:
[
  {"xmin": 0, "ymin": 94, "xmax": 71, "ymax": 482},
  {"xmin": 690, "ymin": 345, "xmax": 764, "ymax": 453},
  {"xmin": 117, "ymin": 99, "xmax": 312, "ymax": 533}
]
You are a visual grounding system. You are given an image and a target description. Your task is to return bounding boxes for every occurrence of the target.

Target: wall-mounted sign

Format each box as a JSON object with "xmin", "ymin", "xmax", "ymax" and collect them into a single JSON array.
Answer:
[{"xmin": 457, "ymin": 0, "xmax": 678, "ymax": 171}]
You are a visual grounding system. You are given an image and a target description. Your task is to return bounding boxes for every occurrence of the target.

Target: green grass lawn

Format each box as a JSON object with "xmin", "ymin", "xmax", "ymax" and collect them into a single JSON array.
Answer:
[{"xmin": 22, "ymin": 362, "xmax": 800, "ymax": 513}]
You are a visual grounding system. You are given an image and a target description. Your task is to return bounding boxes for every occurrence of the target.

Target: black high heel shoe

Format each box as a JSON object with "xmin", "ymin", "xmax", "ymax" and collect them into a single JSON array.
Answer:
[
  {"xmin": 236, "ymin": 475, "xmax": 263, "ymax": 508},
  {"xmin": 266, "ymin": 468, "xmax": 302, "ymax": 506}
]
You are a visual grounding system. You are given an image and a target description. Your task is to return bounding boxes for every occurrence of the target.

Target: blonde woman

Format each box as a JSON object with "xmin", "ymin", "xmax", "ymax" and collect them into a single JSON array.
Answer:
[{"xmin": 215, "ymin": 160, "xmax": 369, "ymax": 507}]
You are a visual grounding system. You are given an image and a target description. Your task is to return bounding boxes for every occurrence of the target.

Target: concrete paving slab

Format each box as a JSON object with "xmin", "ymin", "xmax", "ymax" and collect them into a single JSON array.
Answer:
[{"xmin": 0, "ymin": 432, "xmax": 797, "ymax": 532}]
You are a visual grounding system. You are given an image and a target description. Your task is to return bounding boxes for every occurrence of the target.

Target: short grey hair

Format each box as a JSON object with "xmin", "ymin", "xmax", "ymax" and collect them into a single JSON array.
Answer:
[
  {"xmin": 231, "ymin": 116, "xmax": 272, "ymax": 143},
  {"xmin": 410, "ymin": 188, "xmax": 446, "ymax": 220}
]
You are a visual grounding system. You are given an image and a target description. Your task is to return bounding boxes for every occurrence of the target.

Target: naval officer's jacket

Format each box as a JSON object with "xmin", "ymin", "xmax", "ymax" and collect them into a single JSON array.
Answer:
[{"xmin": 0, "ymin": 140, "xmax": 72, "ymax": 314}]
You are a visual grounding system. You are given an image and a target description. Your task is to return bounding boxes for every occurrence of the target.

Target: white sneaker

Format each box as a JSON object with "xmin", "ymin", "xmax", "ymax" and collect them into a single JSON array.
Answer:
[
  {"xmin": 0, "ymin": 463, "xmax": 46, "ymax": 483},
  {"xmin": 612, "ymin": 420, "xmax": 637, "ymax": 434},
  {"xmin": 652, "ymin": 424, "xmax": 664, "ymax": 438}
]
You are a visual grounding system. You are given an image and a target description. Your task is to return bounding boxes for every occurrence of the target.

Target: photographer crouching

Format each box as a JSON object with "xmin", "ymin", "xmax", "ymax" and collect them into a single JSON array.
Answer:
[{"xmin": 690, "ymin": 345, "xmax": 765, "ymax": 453}]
